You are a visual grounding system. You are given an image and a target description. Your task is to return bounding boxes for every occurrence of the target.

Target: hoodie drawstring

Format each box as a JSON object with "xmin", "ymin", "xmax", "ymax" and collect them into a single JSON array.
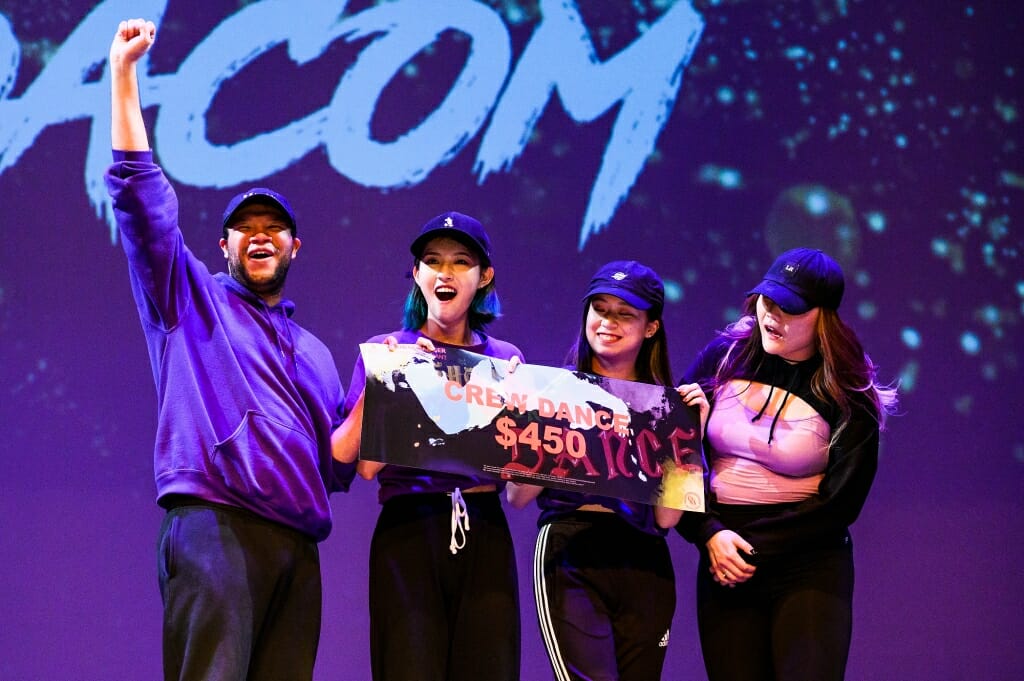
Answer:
[
  {"xmin": 751, "ymin": 366, "xmax": 803, "ymax": 445},
  {"xmin": 750, "ymin": 383, "xmax": 775, "ymax": 424},
  {"xmin": 765, "ymin": 393, "xmax": 789, "ymax": 445}
]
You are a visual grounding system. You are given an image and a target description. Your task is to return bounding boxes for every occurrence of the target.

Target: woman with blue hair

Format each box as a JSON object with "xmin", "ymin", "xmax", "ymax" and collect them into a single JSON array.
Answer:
[{"xmin": 333, "ymin": 211, "xmax": 524, "ymax": 681}]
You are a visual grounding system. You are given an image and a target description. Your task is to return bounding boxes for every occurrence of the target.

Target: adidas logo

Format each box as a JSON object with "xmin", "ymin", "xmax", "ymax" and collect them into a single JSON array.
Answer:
[{"xmin": 659, "ymin": 629, "xmax": 670, "ymax": 648}]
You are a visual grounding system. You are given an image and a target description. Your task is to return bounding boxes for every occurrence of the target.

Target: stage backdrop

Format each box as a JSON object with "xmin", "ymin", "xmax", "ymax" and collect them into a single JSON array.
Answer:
[{"xmin": 1, "ymin": 1, "xmax": 1021, "ymax": 679}]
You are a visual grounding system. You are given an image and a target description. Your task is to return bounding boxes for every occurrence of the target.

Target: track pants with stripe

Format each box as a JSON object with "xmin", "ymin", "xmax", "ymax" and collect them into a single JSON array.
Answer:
[{"xmin": 534, "ymin": 512, "xmax": 676, "ymax": 681}]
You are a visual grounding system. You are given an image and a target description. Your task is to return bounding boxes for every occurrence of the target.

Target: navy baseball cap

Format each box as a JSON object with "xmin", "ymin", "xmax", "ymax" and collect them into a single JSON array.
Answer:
[
  {"xmin": 585, "ymin": 260, "xmax": 665, "ymax": 315},
  {"xmin": 410, "ymin": 211, "xmax": 492, "ymax": 266},
  {"xmin": 747, "ymin": 248, "xmax": 845, "ymax": 314},
  {"xmin": 222, "ymin": 188, "xmax": 297, "ymax": 234}
]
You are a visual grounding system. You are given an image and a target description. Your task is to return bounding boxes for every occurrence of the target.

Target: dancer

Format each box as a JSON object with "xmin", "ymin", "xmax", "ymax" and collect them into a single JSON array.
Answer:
[
  {"xmin": 334, "ymin": 211, "xmax": 522, "ymax": 681},
  {"xmin": 508, "ymin": 260, "xmax": 708, "ymax": 681},
  {"xmin": 106, "ymin": 19, "xmax": 354, "ymax": 680},
  {"xmin": 677, "ymin": 247, "xmax": 898, "ymax": 680}
]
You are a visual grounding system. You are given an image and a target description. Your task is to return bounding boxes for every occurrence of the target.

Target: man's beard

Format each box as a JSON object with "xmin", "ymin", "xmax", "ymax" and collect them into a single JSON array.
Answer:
[{"xmin": 227, "ymin": 253, "xmax": 292, "ymax": 299}]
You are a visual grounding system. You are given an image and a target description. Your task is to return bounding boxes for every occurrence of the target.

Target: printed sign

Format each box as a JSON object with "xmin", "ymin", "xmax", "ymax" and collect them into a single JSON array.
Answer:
[{"xmin": 359, "ymin": 344, "xmax": 705, "ymax": 511}]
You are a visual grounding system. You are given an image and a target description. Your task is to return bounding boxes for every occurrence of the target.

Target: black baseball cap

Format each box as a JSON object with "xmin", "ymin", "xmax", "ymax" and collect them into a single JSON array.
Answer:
[
  {"xmin": 584, "ymin": 260, "xmax": 665, "ymax": 315},
  {"xmin": 222, "ymin": 188, "xmax": 297, "ymax": 234},
  {"xmin": 747, "ymin": 248, "xmax": 845, "ymax": 314},
  {"xmin": 410, "ymin": 212, "xmax": 492, "ymax": 267}
]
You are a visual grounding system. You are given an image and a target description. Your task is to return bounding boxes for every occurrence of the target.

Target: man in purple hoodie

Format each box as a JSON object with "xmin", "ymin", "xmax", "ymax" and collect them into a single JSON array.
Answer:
[{"xmin": 105, "ymin": 19, "xmax": 354, "ymax": 680}]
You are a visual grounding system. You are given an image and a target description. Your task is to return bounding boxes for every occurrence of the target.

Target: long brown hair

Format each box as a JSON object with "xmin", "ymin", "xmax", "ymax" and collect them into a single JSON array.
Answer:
[{"xmin": 711, "ymin": 295, "xmax": 897, "ymax": 440}]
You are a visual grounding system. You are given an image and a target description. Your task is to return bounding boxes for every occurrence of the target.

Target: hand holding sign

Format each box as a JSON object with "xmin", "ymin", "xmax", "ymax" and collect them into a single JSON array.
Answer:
[{"xmin": 359, "ymin": 344, "xmax": 705, "ymax": 511}]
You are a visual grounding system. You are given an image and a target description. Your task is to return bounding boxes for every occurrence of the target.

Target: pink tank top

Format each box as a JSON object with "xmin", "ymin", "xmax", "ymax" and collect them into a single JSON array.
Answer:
[{"xmin": 706, "ymin": 379, "xmax": 830, "ymax": 504}]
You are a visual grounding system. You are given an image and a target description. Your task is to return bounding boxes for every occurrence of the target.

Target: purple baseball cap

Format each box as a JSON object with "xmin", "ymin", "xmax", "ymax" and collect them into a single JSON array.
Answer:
[
  {"xmin": 410, "ymin": 211, "xmax": 492, "ymax": 266},
  {"xmin": 584, "ymin": 260, "xmax": 665, "ymax": 315},
  {"xmin": 747, "ymin": 248, "xmax": 845, "ymax": 314},
  {"xmin": 222, "ymin": 188, "xmax": 297, "ymax": 235}
]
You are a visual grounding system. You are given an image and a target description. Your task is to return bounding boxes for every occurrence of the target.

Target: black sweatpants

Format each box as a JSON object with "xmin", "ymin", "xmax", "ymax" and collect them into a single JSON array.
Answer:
[
  {"xmin": 158, "ymin": 499, "xmax": 322, "ymax": 681},
  {"xmin": 368, "ymin": 491, "xmax": 520, "ymax": 681},
  {"xmin": 534, "ymin": 512, "xmax": 676, "ymax": 681},
  {"xmin": 696, "ymin": 524, "xmax": 854, "ymax": 681}
]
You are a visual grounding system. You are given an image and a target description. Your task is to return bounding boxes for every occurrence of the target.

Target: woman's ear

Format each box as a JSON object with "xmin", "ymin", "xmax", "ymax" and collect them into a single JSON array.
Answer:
[{"xmin": 478, "ymin": 266, "xmax": 495, "ymax": 289}]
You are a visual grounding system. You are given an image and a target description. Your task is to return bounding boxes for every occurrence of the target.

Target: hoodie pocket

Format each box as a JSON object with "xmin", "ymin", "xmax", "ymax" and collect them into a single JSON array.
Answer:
[{"xmin": 211, "ymin": 410, "xmax": 318, "ymax": 505}]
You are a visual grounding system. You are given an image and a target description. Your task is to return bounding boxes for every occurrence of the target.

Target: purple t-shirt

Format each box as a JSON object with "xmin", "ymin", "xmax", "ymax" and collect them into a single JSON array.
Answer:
[{"xmin": 345, "ymin": 329, "xmax": 524, "ymax": 504}]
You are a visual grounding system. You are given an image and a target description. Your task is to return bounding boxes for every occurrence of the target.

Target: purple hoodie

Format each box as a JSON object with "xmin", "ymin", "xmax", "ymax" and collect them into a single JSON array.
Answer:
[{"xmin": 106, "ymin": 150, "xmax": 353, "ymax": 541}]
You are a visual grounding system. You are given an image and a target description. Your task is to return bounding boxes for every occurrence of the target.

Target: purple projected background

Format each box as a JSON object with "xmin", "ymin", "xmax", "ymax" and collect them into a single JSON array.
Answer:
[{"xmin": 1, "ymin": 1, "xmax": 1021, "ymax": 679}]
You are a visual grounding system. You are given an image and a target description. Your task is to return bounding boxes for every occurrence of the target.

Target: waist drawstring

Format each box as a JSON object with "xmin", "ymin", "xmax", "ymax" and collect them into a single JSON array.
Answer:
[{"xmin": 449, "ymin": 487, "xmax": 470, "ymax": 554}]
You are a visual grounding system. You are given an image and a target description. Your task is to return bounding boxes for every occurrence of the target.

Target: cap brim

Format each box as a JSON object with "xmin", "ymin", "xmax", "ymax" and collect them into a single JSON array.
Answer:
[
  {"xmin": 747, "ymin": 280, "xmax": 811, "ymax": 314},
  {"xmin": 586, "ymin": 285, "xmax": 653, "ymax": 311}
]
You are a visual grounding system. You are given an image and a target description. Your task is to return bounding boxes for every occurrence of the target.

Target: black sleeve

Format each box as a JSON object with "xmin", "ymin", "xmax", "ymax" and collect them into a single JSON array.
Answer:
[
  {"xmin": 681, "ymin": 337, "xmax": 726, "ymax": 386},
  {"xmin": 675, "ymin": 338, "xmax": 729, "ymax": 545},
  {"xmin": 730, "ymin": 410, "xmax": 879, "ymax": 555}
]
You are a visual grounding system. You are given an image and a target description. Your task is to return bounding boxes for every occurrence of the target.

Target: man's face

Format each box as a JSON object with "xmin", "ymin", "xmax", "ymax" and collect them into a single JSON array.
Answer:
[{"xmin": 219, "ymin": 202, "xmax": 300, "ymax": 301}]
